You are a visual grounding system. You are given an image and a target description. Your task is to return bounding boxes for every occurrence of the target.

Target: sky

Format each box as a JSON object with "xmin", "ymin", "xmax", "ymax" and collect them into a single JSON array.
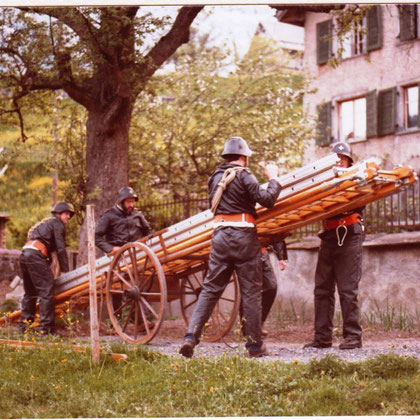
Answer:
[
  {"xmin": 141, "ymin": 5, "xmax": 304, "ymax": 73},
  {"xmin": 191, "ymin": 5, "xmax": 304, "ymax": 58}
]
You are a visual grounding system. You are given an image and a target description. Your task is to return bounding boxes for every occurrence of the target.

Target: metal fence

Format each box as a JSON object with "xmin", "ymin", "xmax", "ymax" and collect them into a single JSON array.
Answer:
[
  {"xmin": 141, "ymin": 179, "xmax": 420, "ymax": 236},
  {"xmin": 142, "ymin": 196, "xmax": 209, "ymax": 231}
]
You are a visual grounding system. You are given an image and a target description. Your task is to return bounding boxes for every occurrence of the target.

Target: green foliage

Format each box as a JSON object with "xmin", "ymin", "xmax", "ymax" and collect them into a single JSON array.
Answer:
[
  {"xmin": 46, "ymin": 100, "xmax": 88, "ymax": 230},
  {"xmin": 363, "ymin": 299, "xmax": 418, "ymax": 332},
  {"xmin": 0, "ymin": 344, "xmax": 418, "ymax": 417},
  {"xmin": 0, "ymin": 158, "xmax": 53, "ymax": 249},
  {"xmin": 271, "ymin": 297, "xmax": 308, "ymax": 327},
  {"xmin": 326, "ymin": 4, "xmax": 374, "ymax": 66},
  {"xmin": 0, "ymin": 298, "xmax": 19, "ymax": 314},
  {"xmin": 307, "ymin": 354, "xmax": 352, "ymax": 378},
  {"xmin": 362, "ymin": 353, "xmax": 420, "ymax": 379},
  {"xmin": 0, "ymin": 95, "xmax": 85, "ymax": 249},
  {"xmin": 130, "ymin": 33, "xmax": 314, "ymax": 200}
]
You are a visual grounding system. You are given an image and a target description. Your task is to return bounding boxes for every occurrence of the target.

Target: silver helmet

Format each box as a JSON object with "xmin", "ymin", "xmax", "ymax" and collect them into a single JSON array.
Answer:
[
  {"xmin": 221, "ymin": 136, "xmax": 253, "ymax": 157},
  {"xmin": 331, "ymin": 142, "xmax": 353, "ymax": 163}
]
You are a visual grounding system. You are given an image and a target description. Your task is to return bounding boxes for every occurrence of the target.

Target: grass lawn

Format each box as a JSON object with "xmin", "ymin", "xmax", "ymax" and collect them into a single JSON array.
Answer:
[{"xmin": 0, "ymin": 338, "xmax": 418, "ymax": 418}]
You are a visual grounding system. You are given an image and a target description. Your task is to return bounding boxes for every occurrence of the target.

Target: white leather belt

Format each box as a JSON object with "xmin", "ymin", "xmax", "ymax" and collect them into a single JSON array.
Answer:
[{"xmin": 213, "ymin": 221, "xmax": 256, "ymax": 228}]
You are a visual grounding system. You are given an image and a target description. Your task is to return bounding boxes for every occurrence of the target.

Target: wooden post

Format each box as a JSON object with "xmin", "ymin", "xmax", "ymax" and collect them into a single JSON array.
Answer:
[{"xmin": 86, "ymin": 205, "xmax": 100, "ymax": 363}]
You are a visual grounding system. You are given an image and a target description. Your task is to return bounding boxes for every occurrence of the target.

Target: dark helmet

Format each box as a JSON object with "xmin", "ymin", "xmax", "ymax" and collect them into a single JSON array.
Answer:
[
  {"xmin": 52, "ymin": 202, "xmax": 75, "ymax": 218},
  {"xmin": 221, "ymin": 136, "xmax": 253, "ymax": 158},
  {"xmin": 331, "ymin": 142, "xmax": 353, "ymax": 163},
  {"xmin": 117, "ymin": 186, "xmax": 138, "ymax": 204}
]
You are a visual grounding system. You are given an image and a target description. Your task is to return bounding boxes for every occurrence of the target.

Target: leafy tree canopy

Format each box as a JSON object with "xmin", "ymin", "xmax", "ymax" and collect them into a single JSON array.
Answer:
[{"xmin": 129, "ymin": 31, "xmax": 314, "ymax": 203}]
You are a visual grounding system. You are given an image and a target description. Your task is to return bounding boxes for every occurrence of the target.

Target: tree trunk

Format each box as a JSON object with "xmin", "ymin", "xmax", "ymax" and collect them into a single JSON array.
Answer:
[{"xmin": 77, "ymin": 101, "xmax": 133, "ymax": 264}]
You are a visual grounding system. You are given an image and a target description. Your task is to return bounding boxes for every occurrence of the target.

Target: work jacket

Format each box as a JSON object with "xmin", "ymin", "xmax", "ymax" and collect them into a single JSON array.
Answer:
[
  {"xmin": 268, "ymin": 238, "xmax": 288, "ymax": 261},
  {"xmin": 27, "ymin": 216, "xmax": 69, "ymax": 272},
  {"xmin": 95, "ymin": 205, "xmax": 152, "ymax": 254},
  {"xmin": 209, "ymin": 162, "xmax": 281, "ymax": 218}
]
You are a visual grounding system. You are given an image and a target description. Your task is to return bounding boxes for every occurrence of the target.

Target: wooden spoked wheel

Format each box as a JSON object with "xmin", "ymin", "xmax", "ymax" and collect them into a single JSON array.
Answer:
[
  {"xmin": 180, "ymin": 267, "xmax": 240, "ymax": 342},
  {"xmin": 106, "ymin": 242, "xmax": 167, "ymax": 344}
]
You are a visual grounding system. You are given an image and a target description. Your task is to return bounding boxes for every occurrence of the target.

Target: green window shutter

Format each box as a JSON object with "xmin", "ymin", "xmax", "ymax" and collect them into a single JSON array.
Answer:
[
  {"xmin": 366, "ymin": 90, "xmax": 377, "ymax": 138},
  {"xmin": 317, "ymin": 20, "xmax": 332, "ymax": 65},
  {"xmin": 377, "ymin": 87, "xmax": 396, "ymax": 136},
  {"xmin": 399, "ymin": 5, "xmax": 417, "ymax": 41},
  {"xmin": 417, "ymin": 83, "xmax": 420, "ymax": 129},
  {"xmin": 367, "ymin": 5, "xmax": 383, "ymax": 52},
  {"xmin": 316, "ymin": 102, "xmax": 332, "ymax": 146}
]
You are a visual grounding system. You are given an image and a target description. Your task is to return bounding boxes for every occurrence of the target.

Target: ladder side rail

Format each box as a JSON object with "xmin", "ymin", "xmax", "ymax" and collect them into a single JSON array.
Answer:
[{"xmin": 53, "ymin": 156, "xmax": 372, "ymax": 293}]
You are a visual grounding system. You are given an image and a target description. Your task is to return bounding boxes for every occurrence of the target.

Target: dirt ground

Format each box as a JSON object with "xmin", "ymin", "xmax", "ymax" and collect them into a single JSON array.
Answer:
[
  {"xmin": 50, "ymin": 315, "xmax": 420, "ymax": 358},
  {"xmin": 1, "ymin": 280, "xmax": 418, "ymax": 345},
  {"xmin": 2, "ymin": 281, "xmax": 418, "ymax": 363},
  {"xmin": 146, "ymin": 317, "xmax": 420, "ymax": 344}
]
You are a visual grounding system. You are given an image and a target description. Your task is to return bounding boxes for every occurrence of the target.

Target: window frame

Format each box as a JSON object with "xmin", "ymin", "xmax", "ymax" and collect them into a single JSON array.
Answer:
[
  {"xmin": 339, "ymin": 16, "xmax": 368, "ymax": 60},
  {"xmin": 402, "ymin": 84, "xmax": 419, "ymax": 130},
  {"xmin": 337, "ymin": 96, "xmax": 367, "ymax": 143}
]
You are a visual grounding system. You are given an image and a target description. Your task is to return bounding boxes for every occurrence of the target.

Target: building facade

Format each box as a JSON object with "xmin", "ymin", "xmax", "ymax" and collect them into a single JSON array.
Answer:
[{"xmin": 279, "ymin": 4, "xmax": 420, "ymax": 173}]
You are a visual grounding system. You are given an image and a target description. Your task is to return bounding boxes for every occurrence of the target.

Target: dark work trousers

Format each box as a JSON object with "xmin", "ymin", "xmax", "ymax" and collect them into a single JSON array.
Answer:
[
  {"xmin": 261, "ymin": 252, "xmax": 278, "ymax": 324},
  {"xmin": 185, "ymin": 226, "xmax": 263, "ymax": 350},
  {"xmin": 19, "ymin": 249, "xmax": 56, "ymax": 331},
  {"xmin": 240, "ymin": 252, "xmax": 278, "ymax": 325},
  {"xmin": 313, "ymin": 223, "xmax": 364, "ymax": 343}
]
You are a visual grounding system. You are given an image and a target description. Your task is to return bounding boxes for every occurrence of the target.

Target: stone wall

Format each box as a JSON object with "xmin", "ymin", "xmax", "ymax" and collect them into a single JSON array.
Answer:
[
  {"xmin": 0, "ymin": 249, "xmax": 21, "ymax": 283},
  {"xmin": 272, "ymin": 232, "xmax": 420, "ymax": 318}
]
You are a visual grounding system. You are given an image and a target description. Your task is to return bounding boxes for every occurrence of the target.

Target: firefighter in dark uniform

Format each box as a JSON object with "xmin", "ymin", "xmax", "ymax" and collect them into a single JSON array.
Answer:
[
  {"xmin": 179, "ymin": 136, "xmax": 281, "ymax": 358},
  {"xmin": 260, "ymin": 237, "xmax": 288, "ymax": 335},
  {"xmin": 95, "ymin": 186, "xmax": 152, "ymax": 256},
  {"xmin": 19, "ymin": 202, "xmax": 75, "ymax": 335},
  {"xmin": 240, "ymin": 237, "xmax": 288, "ymax": 337},
  {"xmin": 304, "ymin": 142, "xmax": 365, "ymax": 350},
  {"xmin": 95, "ymin": 187, "xmax": 153, "ymax": 329}
]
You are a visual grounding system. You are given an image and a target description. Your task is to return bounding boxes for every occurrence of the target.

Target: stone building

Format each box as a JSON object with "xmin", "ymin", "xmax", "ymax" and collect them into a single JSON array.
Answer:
[
  {"xmin": 277, "ymin": 4, "xmax": 420, "ymax": 173},
  {"xmin": 269, "ymin": 4, "xmax": 420, "ymax": 320}
]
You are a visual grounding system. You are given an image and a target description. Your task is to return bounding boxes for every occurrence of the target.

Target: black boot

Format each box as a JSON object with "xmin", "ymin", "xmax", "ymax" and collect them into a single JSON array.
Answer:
[{"xmin": 303, "ymin": 340, "xmax": 332, "ymax": 349}]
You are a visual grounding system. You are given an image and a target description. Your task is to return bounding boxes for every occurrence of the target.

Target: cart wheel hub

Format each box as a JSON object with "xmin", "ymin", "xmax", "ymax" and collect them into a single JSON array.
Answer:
[{"xmin": 124, "ymin": 286, "xmax": 140, "ymax": 301}]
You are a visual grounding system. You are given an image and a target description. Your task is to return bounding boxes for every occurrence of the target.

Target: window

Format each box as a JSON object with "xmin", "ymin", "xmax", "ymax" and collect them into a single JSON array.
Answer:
[
  {"xmin": 316, "ymin": 5, "xmax": 382, "ymax": 66},
  {"xmin": 377, "ymin": 87, "xmax": 397, "ymax": 136},
  {"xmin": 341, "ymin": 17, "xmax": 367, "ymax": 59},
  {"xmin": 403, "ymin": 85, "xmax": 419, "ymax": 128},
  {"xmin": 316, "ymin": 20, "xmax": 332, "ymax": 65},
  {"xmin": 316, "ymin": 102, "xmax": 332, "ymax": 146},
  {"xmin": 398, "ymin": 5, "xmax": 418, "ymax": 41},
  {"xmin": 338, "ymin": 97, "xmax": 366, "ymax": 142}
]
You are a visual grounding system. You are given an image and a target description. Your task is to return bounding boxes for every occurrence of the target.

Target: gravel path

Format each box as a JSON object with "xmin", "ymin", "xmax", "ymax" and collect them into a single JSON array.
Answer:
[{"xmin": 145, "ymin": 337, "xmax": 420, "ymax": 363}]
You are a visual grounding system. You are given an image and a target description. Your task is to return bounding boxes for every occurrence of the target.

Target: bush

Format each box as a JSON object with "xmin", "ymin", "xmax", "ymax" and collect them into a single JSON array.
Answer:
[{"xmin": 0, "ymin": 297, "xmax": 19, "ymax": 314}]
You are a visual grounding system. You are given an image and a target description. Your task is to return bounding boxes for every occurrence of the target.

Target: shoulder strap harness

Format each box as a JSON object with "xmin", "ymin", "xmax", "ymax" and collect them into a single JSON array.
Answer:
[{"xmin": 210, "ymin": 166, "xmax": 250, "ymax": 214}]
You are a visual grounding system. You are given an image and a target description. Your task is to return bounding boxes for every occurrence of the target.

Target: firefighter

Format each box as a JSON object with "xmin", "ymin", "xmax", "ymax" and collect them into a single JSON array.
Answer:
[
  {"xmin": 260, "ymin": 237, "xmax": 288, "ymax": 335},
  {"xmin": 179, "ymin": 136, "xmax": 281, "ymax": 358},
  {"xmin": 240, "ymin": 236, "xmax": 288, "ymax": 337},
  {"xmin": 95, "ymin": 186, "xmax": 152, "ymax": 256},
  {"xmin": 95, "ymin": 187, "xmax": 153, "ymax": 330},
  {"xmin": 19, "ymin": 202, "xmax": 75, "ymax": 335},
  {"xmin": 304, "ymin": 142, "xmax": 365, "ymax": 350}
]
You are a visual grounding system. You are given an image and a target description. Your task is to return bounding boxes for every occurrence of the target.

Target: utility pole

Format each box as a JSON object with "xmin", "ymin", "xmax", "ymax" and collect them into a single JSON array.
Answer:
[{"xmin": 87, "ymin": 204, "xmax": 100, "ymax": 363}]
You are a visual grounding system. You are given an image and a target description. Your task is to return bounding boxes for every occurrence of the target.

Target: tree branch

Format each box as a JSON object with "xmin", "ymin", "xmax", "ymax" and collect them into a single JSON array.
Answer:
[
  {"xmin": 17, "ymin": 7, "xmax": 101, "ymax": 53},
  {"xmin": 270, "ymin": 5, "xmax": 346, "ymax": 14},
  {"xmin": 136, "ymin": 6, "xmax": 203, "ymax": 87}
]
